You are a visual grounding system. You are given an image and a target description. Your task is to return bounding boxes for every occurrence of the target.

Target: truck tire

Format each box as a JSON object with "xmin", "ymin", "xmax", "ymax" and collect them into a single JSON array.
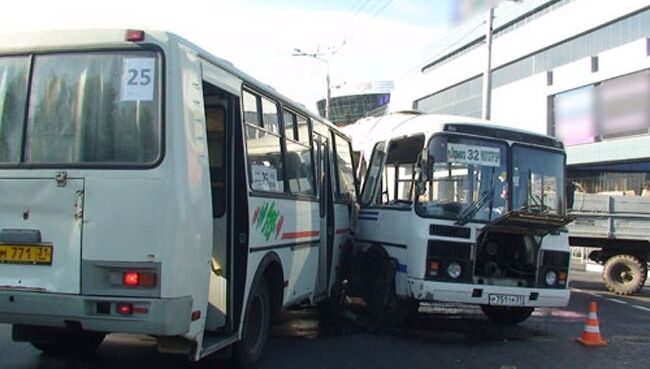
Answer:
[
  {"xmin": 232, "ymin": 278, "xmax": 271, "ymax": 368},
  {"xmin": 31, "ymin": 332, "xmax": 105, "ymax": 357},
  {"xmin": 481, "ymin": 305, "xmax": 534, "ymax": 325},
  {"xmin": 603, "ymin": 254, "xmax": 647, "ymax": 295}
]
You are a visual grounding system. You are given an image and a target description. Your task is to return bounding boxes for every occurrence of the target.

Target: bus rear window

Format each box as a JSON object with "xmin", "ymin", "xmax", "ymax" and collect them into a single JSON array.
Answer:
[{"xmin": 0, "ymin": 51, "xmax": 161, "ymax": 165}]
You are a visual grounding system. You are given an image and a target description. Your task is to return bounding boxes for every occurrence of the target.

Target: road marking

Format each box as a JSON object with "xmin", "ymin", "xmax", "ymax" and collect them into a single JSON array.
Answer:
[
  {"xmin": 607, "ymin": 298, "xmax": 627, "ymax": 305},
  {"xmin": 632, "ymin": 305, "xmax": 650, "ymax": 312},
  {"xmin": 572, "ymin": 288, "xmax": 601, "ymax": 298}
]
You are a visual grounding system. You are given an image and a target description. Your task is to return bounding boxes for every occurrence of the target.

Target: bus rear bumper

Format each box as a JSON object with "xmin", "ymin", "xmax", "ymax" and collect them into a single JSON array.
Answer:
[
  {"xmin": 407, "ymin": 279, "xmax": 570, "ymax": 307},
  {"xmin": 0, "ymin": 290, "xmax": 192, "ymax": 336}
]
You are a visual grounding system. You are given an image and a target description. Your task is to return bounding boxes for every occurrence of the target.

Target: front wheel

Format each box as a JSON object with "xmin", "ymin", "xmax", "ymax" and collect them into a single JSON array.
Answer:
[
  {"xmin": 481, "ymin": 305, "xmax": 534, "ymax": 325},
  {"xmin": 603, "ymin": 254, "xmax": 647, "ymax": 296},
  {"xmin": 31, "ymin": 331, "xmax": 105, "ymax": 357},
  {"xmin": 232, "ymin": 278, "xmax": 271, "ymax": 368}
]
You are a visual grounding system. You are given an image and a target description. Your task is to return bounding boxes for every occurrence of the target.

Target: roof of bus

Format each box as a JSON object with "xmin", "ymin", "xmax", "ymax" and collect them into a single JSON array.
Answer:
[
  {"xmin": 0, "ymin": 28, "xmax": 343, "ymax": 136},
  {"xmin": 344, "ymin": 111, "xmax": 562, "ymax": 152}
]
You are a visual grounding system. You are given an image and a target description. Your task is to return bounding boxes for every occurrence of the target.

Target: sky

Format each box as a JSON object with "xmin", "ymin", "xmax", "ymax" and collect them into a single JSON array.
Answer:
[{"xmin": 0, "ymin": 0, "xmax": 458, "ymax": 111}]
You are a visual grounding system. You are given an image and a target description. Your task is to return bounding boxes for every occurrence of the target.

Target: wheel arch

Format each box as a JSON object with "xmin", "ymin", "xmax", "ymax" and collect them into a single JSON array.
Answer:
[{"xmin": 251, "ymin": 251, "xmax": 285, "ymax": 321}]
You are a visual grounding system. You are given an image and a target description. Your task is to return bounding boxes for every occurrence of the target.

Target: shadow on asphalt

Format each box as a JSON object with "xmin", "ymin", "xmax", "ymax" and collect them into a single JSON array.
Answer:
[{"xmin": 271, "ymin": 305, "xmax": 552, "ymax": 346}]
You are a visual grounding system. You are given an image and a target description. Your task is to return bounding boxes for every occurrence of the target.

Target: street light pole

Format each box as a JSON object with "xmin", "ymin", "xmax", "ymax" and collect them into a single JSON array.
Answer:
[{"xmin": 482, "ymin": 6, "xmax": 494, "ymax": 121}]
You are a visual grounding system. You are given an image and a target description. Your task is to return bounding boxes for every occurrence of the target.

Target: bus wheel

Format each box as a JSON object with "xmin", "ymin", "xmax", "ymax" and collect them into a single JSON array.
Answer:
[
  {"xmin": 31, "ymin": 332, "xmax": 105, "ymax": 357},
  {"xmin": 232, "ymin": 278, "xmax": 271, "ymax": 368},
  {"xmin": 603, "ymin": 254, "xmax": 647, "ymax": 295},
  {"xmin": 480, "ymin": 305, "xmax": 534, "ymax": 325}
]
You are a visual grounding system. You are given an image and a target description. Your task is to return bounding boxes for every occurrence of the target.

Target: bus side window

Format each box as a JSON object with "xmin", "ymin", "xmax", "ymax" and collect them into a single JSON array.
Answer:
[
  {"xmin": 333, "ymin": 133, "xmax": 356, "ymax": 202},
  {"xmin": 243, "ymin": 89, "xmax": 284, "ymax": 193}
]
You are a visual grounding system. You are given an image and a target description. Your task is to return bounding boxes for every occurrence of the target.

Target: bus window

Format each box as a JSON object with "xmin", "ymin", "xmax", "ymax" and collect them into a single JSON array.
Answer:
[
  {"xmin": 285, "ymin": 138, "xmax": 315, "ymax": 196},
  {"xmin": 361, "ymin": 142, "xmax": 386, "ymax": 205},
  {"xmin": 261, "ymin": 96, "xmax": 279, "ymax": 133},
  {"xmin": 333, "ymin": 133, "xmax": 356, "ymax": 202},
  {"xmin": 283, "ymin": 110, "xmax": 297, "ymax": 140},
  {"xmin": 296, "ymin": 114, "xmax": 310, "ymax": 145},
  {"xmin": 25, "ymin": 52, "xmax": 160, "ymax": 164},
  {"xmin": 0, "ymin": 56, "xmax": 28, "ymax": 163},
  {"xmin": 243, "ymin": 90, "xmax": 260, "ymax": 127},
  {"xmin": 244, "ymin": 90, "xmax": 284, "ymax": 193}
]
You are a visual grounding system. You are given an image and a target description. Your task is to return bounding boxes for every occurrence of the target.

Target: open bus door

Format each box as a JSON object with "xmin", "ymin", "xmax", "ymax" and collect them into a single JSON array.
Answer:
[{"xmin": 313, "ymin": 133, "xmax": 335, "ymax": 302}]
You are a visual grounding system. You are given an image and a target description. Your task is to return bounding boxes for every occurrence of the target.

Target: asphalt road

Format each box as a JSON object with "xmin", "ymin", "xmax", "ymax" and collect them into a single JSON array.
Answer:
[{"xmin": 1, "ymin": 270, "xmax": 649, "ymax": 369}]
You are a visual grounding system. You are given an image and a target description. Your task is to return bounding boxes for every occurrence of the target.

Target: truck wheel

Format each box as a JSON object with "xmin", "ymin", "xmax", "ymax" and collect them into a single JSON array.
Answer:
[
  {"xmin": 31, "ymin": 332, "xmax": 105, "ymax": 357},
  {"xmin": 481, "ymin": 305, "xmax": 534, "ymax": 325},
  {"xmin": 603, "ymin": 254, "xmax": 647, "ymax": 295},
  {"xmin": 232, "ymin": 278, "xmax": 271, "ymax": 368}
]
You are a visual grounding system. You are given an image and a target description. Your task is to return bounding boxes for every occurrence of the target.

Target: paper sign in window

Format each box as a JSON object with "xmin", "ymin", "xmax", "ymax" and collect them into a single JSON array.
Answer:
[{"xmin": 121, "ymin": 58, "xmax": 156, "ymax": 101}]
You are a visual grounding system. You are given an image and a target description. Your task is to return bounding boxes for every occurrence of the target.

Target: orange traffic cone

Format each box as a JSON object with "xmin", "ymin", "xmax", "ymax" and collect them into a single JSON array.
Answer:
[{"xmin": 576, "ymin": 301, "xmax": 607, "ymax": 346}]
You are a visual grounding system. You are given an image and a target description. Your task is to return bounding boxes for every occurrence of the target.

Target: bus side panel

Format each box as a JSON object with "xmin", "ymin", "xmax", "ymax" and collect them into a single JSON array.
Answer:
[{"xmin": 246, "ymin": 197, "xmax": 319, "ymax": 306}]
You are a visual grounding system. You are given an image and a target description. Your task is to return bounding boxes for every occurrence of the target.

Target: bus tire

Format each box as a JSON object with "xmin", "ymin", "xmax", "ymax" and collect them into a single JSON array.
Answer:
[
  {"xmin": 31, "ymin": 331, "xmax": 105, "ymax": 357},
  {"xmin": 232, "ymin": 278, "xmax": 271, "ymax": 369},
  {"xmin": 603, "ymin": 254, "xmax": 647, "ymax": 296},
  {"xmin": 480, "ymin": 305, "xmax": 534, "ymax": 325}
]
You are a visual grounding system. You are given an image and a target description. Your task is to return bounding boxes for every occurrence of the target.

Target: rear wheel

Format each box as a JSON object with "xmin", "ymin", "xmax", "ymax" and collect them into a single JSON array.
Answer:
[
  {"xmin": 232, "ymin": 278, "xmax": 271, "ymax": 368},
  {"xmin": 603, "ymin": 254, "xmax": 647, "ymax": 295},
  {"xmin": 31, "ymin": 332, "xmax": 105, "ymax": 357},
  {"xmin": 481, "ymin": 305, "xmax": 534, "ymax": 325}
]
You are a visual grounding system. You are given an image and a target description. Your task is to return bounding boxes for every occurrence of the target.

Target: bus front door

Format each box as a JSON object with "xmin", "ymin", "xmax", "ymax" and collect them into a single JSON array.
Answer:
[{"xmin": 313, "ymin": 134, "xmax": 335, "ymax": 302}]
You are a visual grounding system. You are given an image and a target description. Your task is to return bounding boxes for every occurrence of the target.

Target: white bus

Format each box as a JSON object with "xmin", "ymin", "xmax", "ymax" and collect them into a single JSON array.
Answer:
[
  {"xmin": 347, "ymin": 112, "xmax": 571, "ymax": 324},
  {"xmin": 0, "ymin": 29, "xmax": 357, "ymax": 366}
]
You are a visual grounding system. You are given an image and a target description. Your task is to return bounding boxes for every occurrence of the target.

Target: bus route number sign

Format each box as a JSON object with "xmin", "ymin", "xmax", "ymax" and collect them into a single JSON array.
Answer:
[
  {"xmin": 447, "ymin": 143, "xmax": 501, "ymax": 167},
  {"xmin": 121, "ymin": 58, "xmax": 156, "ymax": 101}
]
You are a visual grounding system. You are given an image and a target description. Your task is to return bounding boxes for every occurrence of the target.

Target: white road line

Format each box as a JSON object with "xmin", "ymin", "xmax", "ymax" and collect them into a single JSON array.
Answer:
[
  {"xmin": 607, "ymin": 298, "xmax": 627, "ymax": 304},
  {"xmin": 632, "ymin": 305, "xmax": 650, "ymax": 312},
  {"xmin": 572, "ymin": 288, "xmax": 601, "ymax": 298}
]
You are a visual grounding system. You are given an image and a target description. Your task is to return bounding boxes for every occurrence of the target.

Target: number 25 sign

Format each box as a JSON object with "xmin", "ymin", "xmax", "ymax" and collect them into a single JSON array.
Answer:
[{"xmin": 121, "ymin": 58, "xmax": 156, "ymax": 101}]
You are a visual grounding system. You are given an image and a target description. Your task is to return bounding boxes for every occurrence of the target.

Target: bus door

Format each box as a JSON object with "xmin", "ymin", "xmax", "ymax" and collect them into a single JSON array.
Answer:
[
  {"xmin": 313, "ymin": 133, "xmax": 335, "ymax": 302},
  {"xmin": 201, "ymin": 81, "xmax": 235, "ymax": 332}
]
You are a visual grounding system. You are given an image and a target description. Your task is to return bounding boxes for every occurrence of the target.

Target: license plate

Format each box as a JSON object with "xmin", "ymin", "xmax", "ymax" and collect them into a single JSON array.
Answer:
[
  {"xmin": 488, "ymin": 294, "xmax": 525, "ymax": 306},
  {"xmin": 0, "ymin": 244, "xmax": 53, "ymax": 265}
]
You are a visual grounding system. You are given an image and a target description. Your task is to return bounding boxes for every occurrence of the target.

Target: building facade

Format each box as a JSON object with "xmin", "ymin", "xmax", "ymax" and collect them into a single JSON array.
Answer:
[
  {"xmin": 400, "ymin": 0, "xmax": 650, "ymax": 265},
  {"xmin": 317, "ymin": 80, "xmax": 393, "ymax": 126}
]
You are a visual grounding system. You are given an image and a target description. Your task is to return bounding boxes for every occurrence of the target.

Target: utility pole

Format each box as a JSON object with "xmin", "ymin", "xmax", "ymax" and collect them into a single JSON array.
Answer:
[{"xmin": 482, "ymin": 6, "xmax": 494, "ymax": 121}]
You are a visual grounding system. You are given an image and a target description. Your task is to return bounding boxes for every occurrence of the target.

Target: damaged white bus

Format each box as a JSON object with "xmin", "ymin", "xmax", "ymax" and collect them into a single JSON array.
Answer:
[
  {"xmin": 347, "ymin": 112, "xmax": 572, "ymax": 324},
  {"xmin": 0, "ymin": 29, "xmax": 356, "ymax": 365}
]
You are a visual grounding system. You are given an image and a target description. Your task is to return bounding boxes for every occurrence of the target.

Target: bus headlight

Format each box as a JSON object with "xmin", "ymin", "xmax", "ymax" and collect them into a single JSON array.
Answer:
[
  {"xmin": 447, "ymin": 262, "xmax": 462, "ymax": 279},
  {"xmin": 545, "ymin": 270, "xmax": 557, "ymax": 286}
]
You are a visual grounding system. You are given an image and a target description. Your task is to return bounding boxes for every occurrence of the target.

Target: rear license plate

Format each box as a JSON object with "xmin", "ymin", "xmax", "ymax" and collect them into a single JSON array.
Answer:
[
  {"xmin": 488, "ymin": 294, "xmax": 525, "ymax": 306},
  {"xmin": 0, "ymin": 244, "xmax": 53, "ymax": 265}
]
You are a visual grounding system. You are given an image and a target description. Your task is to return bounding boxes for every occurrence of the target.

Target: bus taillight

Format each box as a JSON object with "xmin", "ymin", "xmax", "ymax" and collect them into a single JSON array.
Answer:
[{"xmin": 121, "ymin": 271, "xmax": 157, "ymax": 287}]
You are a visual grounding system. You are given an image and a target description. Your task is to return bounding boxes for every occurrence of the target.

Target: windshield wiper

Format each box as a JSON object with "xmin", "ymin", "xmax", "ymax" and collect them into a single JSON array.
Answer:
[
  {"xmin": 524, "ymin": 170, "xmax": 548, "ymax": 213},
  {"xmin": 455, "ymin": 168, "xmax": 496, "ymax": 226}
]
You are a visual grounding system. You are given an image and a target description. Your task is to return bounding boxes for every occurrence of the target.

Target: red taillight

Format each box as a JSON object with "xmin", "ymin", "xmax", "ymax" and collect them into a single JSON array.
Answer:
[
  {"xmin": 430, "ymin": 261, "xmax": 440, "ymax": 271},
  {"xmin": 116, "ymin": 303, "xmax": 133, "ymax": 315},
  {"xmin": 123, "ymin": 272, "xmax": 139, "ymax": 286},
  {"xmin": 126, "ymin": 29, "xmax": 145, "ymax": 42},
  {"xmin": 122, "ymin": 271, "xmax": 156, "ymax": 287}
]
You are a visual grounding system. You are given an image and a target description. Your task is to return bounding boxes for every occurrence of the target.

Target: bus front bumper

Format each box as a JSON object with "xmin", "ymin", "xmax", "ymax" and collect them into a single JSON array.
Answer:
[
  {"xmin": 0, "ymin": 290, "xmax": 192, "ymax": 336},
  {"xmin": 407, "ymin": 278, "xmax": 570, "ymax": 307}
]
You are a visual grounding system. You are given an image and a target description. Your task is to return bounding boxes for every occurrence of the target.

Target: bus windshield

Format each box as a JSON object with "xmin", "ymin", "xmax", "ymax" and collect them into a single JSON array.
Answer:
[
  {"xmin": 512, "ymin": 145, "xmax": 565, "ymax": 215},
  {"xmin": 416, "ymin": 135, "xmax": 507, "ymax": 222},
  {"xmin": 0, "ymin": 51, "xmax": 160, "ymax": 165}
]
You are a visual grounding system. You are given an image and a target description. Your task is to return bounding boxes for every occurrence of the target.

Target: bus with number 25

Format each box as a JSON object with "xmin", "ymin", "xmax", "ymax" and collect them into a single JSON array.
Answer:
[{"xmin": 0, "ymin": 29, "xmax": 357, "ymax": 367}]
